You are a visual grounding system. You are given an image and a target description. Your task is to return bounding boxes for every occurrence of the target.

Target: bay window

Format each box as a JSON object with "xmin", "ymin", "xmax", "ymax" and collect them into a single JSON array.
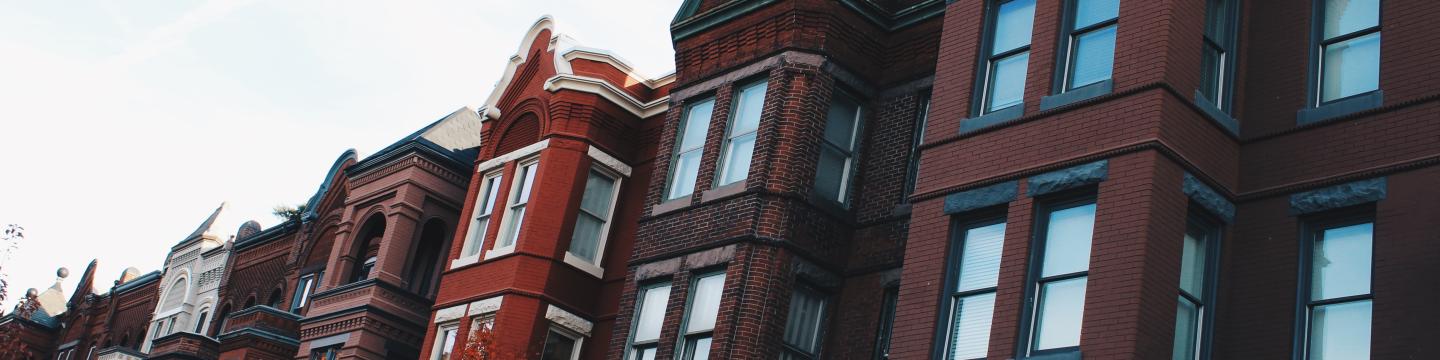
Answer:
[
  {"xmin": 1173, "ymin": 214, "xmax": 1221, "ymax": 360},
  {"xmin": 627, "ymin": 283, "xmax": 672, "ymax": 360},
  {"xmin": 568, "ymin": 168, "xmax": 621, "ymax": 266},
  {"xmin": 1018, "ymin": 198, "xmax": 1095, "ymax": 356},
  {"xmin": 942, "ymin": 216, "xmax": 1007, "ymax": 360},
  {"xmin": 462, "ymin": 172, "xmax": 503, "ymax": 258},
  {"xmin": 496, "ymin": 159, "xmax": 539, "ymax": 253},
  {"xmin": 1058, "ymin": 0, "xmax": 1119, "ymax": 91},
  {"xmin": 781, "ymin": 286, "xmax": 828, "ymax": 360},
  {"xmin": 679, "ymin": 272, "xmax": 725, "ymax": 360},
  {"xmin": 815, "ymin": 91, "xmax": 863, "ymax": 204},
  {"xmin": 716, "ymin": 81, "xmax": 766, "ymax": 187},
  {"xmin": 1297, "ymin": 218, "xmax": 1373, "ymax": 359},
  {"xmin": 1315, "ymin": 0, "xmax": 1381, "ymax": 104},
  {"xmin": 433, "ymin": 323, "xmax": 459, "ymax": 360},
  {"xmin": 978, "ymin": 0, "xmax": 1035, "ymax": 114},
  {"xmin": 541, "ymin": 328, "xmax": 583, "ymax": 360},
  {"xmin": 668, "ymin": 98, "xmax": 714, "ymax": 200},
  {"xmin": 1199, "ymin": 0, "xmax": 1238, "ymax": 111}
]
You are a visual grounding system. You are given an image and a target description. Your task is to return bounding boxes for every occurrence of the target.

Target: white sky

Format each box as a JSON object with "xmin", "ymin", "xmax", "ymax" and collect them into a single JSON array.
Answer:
[{"xmin": 0, "ymin": 0, "xmax": 680, "ymax": 309}]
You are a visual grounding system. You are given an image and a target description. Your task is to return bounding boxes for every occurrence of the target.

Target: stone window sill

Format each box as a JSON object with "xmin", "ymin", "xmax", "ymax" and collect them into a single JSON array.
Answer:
[
  {"xmin": 650, "ymin": 195, "xmax": 693, "ymax": 216},
  {"xmin": 960, "ymin": 103, "xmax": 1025, "ymax": 134},
  {"xmin": 701, "ymin": 180, "xmax": 748, "ymax": 203},
  {"xmin": 1040, "ymin": 80, "xmax": 1113, "ymax": 111},
  {"xmin": 1193, "ymin": 90, "xmax": 1240, "ymax": 136},
  {"xmin": 1297, "ymin": 90, "xmax": 1383, "ymax": 126}
]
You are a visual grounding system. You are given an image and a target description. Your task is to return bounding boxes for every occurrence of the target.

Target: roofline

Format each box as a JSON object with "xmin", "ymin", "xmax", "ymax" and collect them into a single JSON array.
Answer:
[
  {"xmin": 113, "ymin": 270, "xmax": 162, "ymax": 294},
  {"xmin": 234, "ymin": 220, "xmax": 298, "ymax": 250}
]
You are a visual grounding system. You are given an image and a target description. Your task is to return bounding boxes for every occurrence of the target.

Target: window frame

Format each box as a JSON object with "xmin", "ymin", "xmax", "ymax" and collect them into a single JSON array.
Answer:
[
  {"xmin": 194, "ymin": 308, "xmax": 210, "ymax": 334},
  {"xmin": 565, "ymin": 165, "xmax": 624, "ymax": 270},
  {"xmin": 934, "ymin": 208, "xmax": 1008, "ymax": 360},
  {"xmin": 462, "ymin": 171, "xmax": 504, "ymax": 259},
  {"xmin": 625, "ymin": 281, "xmax": 674, "ymax": 360},
  {"xmin": 432, "ymin": 322, "xmax": 460, "ymax": 360},
  {"xmin": 291, "ymin": 272, "xmax": 321, "ymax": 313},
  {"xmin": 666, "ymin": 96, "xmax": 716, "ymax": 201},
  {"xmin": 1292, "ymin": 208, "xmax": 1375, "ymax": 360},
  {"xmin": 715, "ymin": 79, "xmax": 769, "ymax": 188},
  {"xmin": 873, "ymin": 286, "xmax": 899, "ymax": 360},
  {"xmin": 814, "ymin": 89, "xmax": 865, "ymax": 205},
  {"xmin": 903, "ymin": 95, "xmax": 931, "ymax": 200},
  {"xmin": 1198, "ymin": 0, "xmax": 1240, "ymax": 112},
  {"xmin": 542, "ymin": 326, "xmax": 585, "ymax": 360},
  {"xmin": 973, "ymin": 0, "xmax": 1036, "ymax": 116},
  {"xmin": 309, "ymin": 345, "xmax": 341, "ymax": 360},
  {"xmin": 1308, "ymin": 0, "xmax": 1383, "ymax": 106},
  {"xmin": 676, "ymin": 270, "xmax": 727, "ymax": 360},
  {"xmin": 780, "ymin": 284, "xmax": 830, "ymax": 360},
  {"xmin": 1174, "ymin": 209, "xmax": 1224, "ymax": 360},
  {"xmin": 492, "ymin": 157, "xmax": 540, "ymax": 258},
  {"xmin": 1015, "ymin": 191, "xmax": 1096, "ymax": 357},
  {"xmin": 1053, "ymin": 0, "xmax": 1120, "ymax": 93}
]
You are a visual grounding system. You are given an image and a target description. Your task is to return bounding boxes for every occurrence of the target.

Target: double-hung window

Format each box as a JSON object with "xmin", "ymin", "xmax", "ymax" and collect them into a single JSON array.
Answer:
[
  {"xmin": 941, "ymin": 216, "xmax": 1007, "ymax": 360},
  {"xmin": 568, "ymin": 168, "xmax": 621, "ymax": 266},
  {"xmin": 978, "ymin": 0, "xmax": 1035, "ymax": 114},
  {"xmin": 541, "ymin": 328, "xmax": 583, "ymax": 360},
  {"xmin": 1058, "ymin": 0, "xmax": 1119, "ymax": 92},
  {"xmin": 1173, "ymin": 214, "xmax": 1221, "ymax": 360},
  {"xmin": 194, "ymin": 310, "xmax": 209, "ymax": 334},
  {"xmin": 627, "ymin": 283, "xmax": 672, "ymax": 360},
  {"xmin": 781, "ymin": 286, "xmax": 829, "ymax": 360},
  {"xmin": 669, "ymin": 98, "xmax": 714, "ymax": 200},
  {"xmin": 1297, "ymin": 217, "xmax": 1373, "ymax": 359},
  {"xmin": 903, "ymin": 96, "xmax": 930, "ymax": 199},
  {"xmin": 1019, "ymin": 199, "xmax": 1096, "ymax": 356},
  {"xmin": 496, "ymin": 159, "xmax": 539, "ymax": 253},
  {"xmin": 433, "ymin": 323, "xmax": 459, "ymax": 360},
  {"xmin": 716, "ymin": 81, "xmax": 766, "ymax": 187},
  {"xmin": 462, "ymin": 172, "xmax": 503, "ymax": 258},
  {"xmin": 291, "ymin": 272, "xmax": 321, "ymax": 312},
  {"xmin": 1315, "ymin": 0, "xmax": 1381, "ymax": 104},
  {"xmin": 815, "ymin": 91, "xmax": 863, "ymax": 204},
  {"xmin": 679, "ymin": 272, "xmax": 725, "ymax": 360},
  {"xmin": 1199, "ymin": 0, "xmax": 1238, "ymax": 111},
  {"xmin": 873, "ymin": 287, "xmax": 899, "ymax": 360}
]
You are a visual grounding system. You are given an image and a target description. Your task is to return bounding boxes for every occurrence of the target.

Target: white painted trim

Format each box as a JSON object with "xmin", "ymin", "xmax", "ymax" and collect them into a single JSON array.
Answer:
[
  {"xmin": 448, "ymin": 255, "xmax": 480, "ymax": 270},
  {"xmin": 468, "ymin": 296, "xmax": 504, "ymax": 316},
  {"xmin": 545, "ymin": 75, "xmax": 671, "ymax": 118},
  {"xmin": 433, "ymin": 304, "xmax": 468, "ymax": 324},
  {"xmin": 480, "ymin": 16, "xmax": 556, "ymax": 123},
  {"xmin": 562, "ymin": 253, "xmax": 605, "ymax": 279},
  {"xmin": 430, "ymin": 322, "xmax": 461, "ymax": 360},
  {"xmin": 458, "ymin": 170, "xmax": 505, "ymax": 263},
  {"xmin": 586, "ymin": 146, "xmax": 632, "ymax": 177},
  {"xmin": 545, "ymin": 305, "xmax": 594, "ymax": 337},
  {"xmin": 561, "ymin": 47, "xmax": 677, "ymax": 89},
  {"xmin": 476, "ymin": 139, "xmax": 550, "ymax": 172},
  {"xmin": 483, "ymin": 246, "xmax": 514, "ymax": 260}
]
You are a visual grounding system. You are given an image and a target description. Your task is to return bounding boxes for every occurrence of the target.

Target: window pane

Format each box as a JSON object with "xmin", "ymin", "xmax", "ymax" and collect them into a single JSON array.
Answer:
[
  {"xmin": 1179, "ymin": 226, "xmax": 1208, "ymax": 297},
  {"xmin": 482, "ymin": 177, "xmax": 502, "ymax": 215},
  {"xmin": 670, "ymin": 150, "xmax": 702, "ymax": 199},
  {"xmin": 1041, "ymin": 204, "xmax": 1096, "ymax": 277},
  {"xmin": 1074, "ymin": 0, "xmax": 1119, "ymax": 29},
  {"xmin": 1172, "ymin": 296, "xmax": 1201, "ymax": 360},
  {"xmin": 438, "ymin": 328, "xmax": 457, "ymax": 360},
  {"xmin": 633, "ymin": 285, "xmax": 671, "ymax": 342},
  {"xmin": 948, "ymin": 293, "xmax": 996, "ymax": 360},
  {"xmin": 568, "ymin": 214, "xmax": 604, "ymax": 262},
  {"xmin": 1309, "ymin": 300, "xmax": 1371, "ymax": 360},
  {"xmin": 464, "ymin": 218, "xmax": 489, "ymax": 257},
  {"xmin": 541, "ymin": 331, "xmax": 577, "ymax": 360},
  {"xmin": 1321, "ymin": 33, "xmax": 1380, "ymax": 103},
  {"xmin": 814, "ymin": 146, "xmax": 848, "ymax": 202},
  {"xmin": 684, "ymin": 337, "xmax": 712, "ymax": 360},
  {"xmin": 994, "ymin": 0, "xmax": 1037, "ymax": 54},
  {"xmin": 501, "ymin": 206, "xmax": 525, "ymax": 247},
  {"xmin": 987, "ymin": 51, "xmax": 1029, "ymax": 112},
  {"xmin": 957, "ymin": 222, "xmax": 1007, "ymax": 292},
  {"xmin": 1068, "ymin": 26, "xmax": 1116, "ymax": 90},
  {"xmin": 823, "ymin": 94, "xmax": 859, "ymax": 148},
  {"xmin": 579, "ymin": 171, "xmax": 616, "ymax": 218},
  {"xmin": 687, "ymin": 274, "xmax": 726, "ymax": 332},
  {"xmin": 1312, "ymin": 223, "xmax": 1373, "ymax": 300},
  {"xmin": 783, "ymin": 288, "xmax": 826, "ymax": 353},
  {"xmin": 1199, "ymin": 45, "xmax": 1224, "ymax": 106},
  {"xmin": 634, "ymin": 348, "xmax": 657, "ymax": 360},
  {"xmin": 1034, "ymin": 277, "xmax": 1087, "ymax": 350},
  {"xmin": 680, "ymin": 100, "xmax": 715, "ymax": 151},
  {"xmin": 517, "ymin": 163, "xmax": 538, "ymax": 203},
  {"xmin": 1204, "ymin": 0, "xmax": 1228, "ymax": 40},
  {"xmin": 718, "ymin": 133, "xmax": 755, "ymax": 186},
  {"xmin": 731, "ymin": 82, "xmax": 767, "ymax": 135},
  {"xmin": 1323, "ymin": 0, "xmax": 1379, "ymax": 39}
]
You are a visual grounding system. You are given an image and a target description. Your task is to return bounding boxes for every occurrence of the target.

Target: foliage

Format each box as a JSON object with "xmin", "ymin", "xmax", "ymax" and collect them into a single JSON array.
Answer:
[
  {"xmin": 0, "ymin": 224, "xmax": 32, "ymax": 359},
  {"xmin": 272, "ymin": 204, "xmax": 309, "ymax": 222},
  {"xmin": 458, "ymin": 322, "xmax": 525, "ymax": 360}
]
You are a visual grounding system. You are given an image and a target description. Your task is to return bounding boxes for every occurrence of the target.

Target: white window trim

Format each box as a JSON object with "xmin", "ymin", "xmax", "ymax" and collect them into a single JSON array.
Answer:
[
  {"xmin": 475, "ymin": 139, "xmax": 550, "ymax": 173},
  {"xmin": 454, "ymin": 170, "xmax": 505, "ymax": 269},
  {"xmin": 562, "ymin": 148, "xmax": 630, "ymax": 278},
  {"xmin": 432, "ymin": 322, "xmax": 460, "ymax": 360},
  {"xmin": 545, "ymin": 326, "xmax": 586, "ymax": 360},
  {"xmin": 488, "ymin": 157, "xmax": 540, "ymax": 260}
]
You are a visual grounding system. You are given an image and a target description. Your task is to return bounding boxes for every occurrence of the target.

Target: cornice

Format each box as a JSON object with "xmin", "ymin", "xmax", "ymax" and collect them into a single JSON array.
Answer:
[{"xmin": 544, "ymin": 74, "xmax": 671, "ymax": 118}]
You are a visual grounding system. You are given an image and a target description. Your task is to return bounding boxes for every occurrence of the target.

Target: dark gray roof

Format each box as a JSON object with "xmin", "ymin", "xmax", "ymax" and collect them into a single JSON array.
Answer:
[
  {"xmin": 112, "ymin": 270, "xmax": 161, "ymax": 294},
  {"xmin": 347, "ymin": 107, "xmax": 482, "ymax": 176}
]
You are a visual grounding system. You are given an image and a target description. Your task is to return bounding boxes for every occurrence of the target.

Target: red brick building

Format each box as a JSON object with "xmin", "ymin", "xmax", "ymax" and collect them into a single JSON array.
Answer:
[
  {"xmin": 416, "ymin": 16, "xmax": 673, "ymax": 360},
  {"xmin": 0, "ymin": 262, "xmax": 162, "ymax": 360}
]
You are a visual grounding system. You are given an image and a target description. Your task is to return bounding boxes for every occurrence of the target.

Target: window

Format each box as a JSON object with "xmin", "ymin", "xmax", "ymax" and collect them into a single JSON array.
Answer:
[
  {"xmin": 167, "ymin": 318, "xmax": 177, "ymax": 334},
  {"xmin": 1199, "ymin": 0, "xmax": 1238, "ymax": 110},
  {"xmin": 291, "ymin": 272, "xmax": 321, "ymax": 312},
  {"xmin": 627, "ymin": 283, "xmax": 672, "ymax": 360},
  {"xmin": 310, "ymin": 345, "xmax": 340, "ymax": 360},
  {"xmin": 669, "ymin": 98, "xmax": 714, "ymax": 200},
  {"xmin": 1297, "ymin": 218, "xmax": 1373, "ymax": 359},
  {"xmin": 462, "ymin": 173, "xmax": 503, "ymax": 257},
  {"xmin": 541, "ymin": 328, "xmax": 582, "ymax": 360},
  {"xmin": 716, "ymin": 81, "xmax": 766, "ymax": 187},
  {"xmin": 568, "ymin": 169, "xmax": 621, "ymax": 265},
  {"xmin": 1172, "ymin": 214, "xmax": 1221, "ymax": 360},
  {"xmin": 978, "ymin": 0, "xmax": 1036, "ymax": 114},
  {"xmin": 356, "ymin": 257, "xmax": 377, "ymax": 281},
  {"xmin": 1315, "ymin": 0, "xmax": 1380, "ymax": 104},
  {"xmin": 433, "ymin": 323, "xmax": 459, "ymax": 360},
  {"xmin": 497, "ymin": 159, "xmax": 539, "ymax": 251},
  {"xmin": 781, "ymin": 286, "xmax": 828, "ymax": 360},
  {"xmin": 815, "ymin": 91, "xmax": 863, "ymax": 204},
  {"xmin": 873, "ymin": 287, "xmax": 899, "ymax": 360},
  {"xmin": 903, "ymin": 96, "xmax": 931, "ymax": 199},
  {"xmin": 679, "ymin": 272, "xmax": 725, "ymax": 360},
  {"xmin": 1018, "ymin": 199, "xmax": 1095, "ymax": 356},
  {"xmin": 942, "ymin": 217, "xmax": 1007, "ymax": 360},
  {"xmin": 194, "ymin": 310, "xmax": 209, "ymax": 334},
  {"xmin": 1058, "ymin": 0, "xmax": 1119, "ymax": 91}
]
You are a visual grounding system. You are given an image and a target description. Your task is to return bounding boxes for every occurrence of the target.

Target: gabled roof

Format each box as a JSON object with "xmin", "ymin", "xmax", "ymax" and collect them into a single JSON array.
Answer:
[
  {"xmin": 301, "ymin": 149, "xmax": 359, "ymax": 222},
  {"xmin": 183, "ymin": 203, "xmax": 227, "ymax": 241},
  {"xmin": 347, "ymin": 107, "xmax": 482, "ymax": 175},
  {"xmin": 112, "ymin": 270, "xmax": 161, "ymax": 294}
]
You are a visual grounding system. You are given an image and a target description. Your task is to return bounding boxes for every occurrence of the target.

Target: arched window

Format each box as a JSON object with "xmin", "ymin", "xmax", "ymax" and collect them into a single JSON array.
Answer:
[
  {"xmin": 349, "ymin": 215, "xmax": 386, "ymax": 283},
  {"xmin": 267, "ymin": 288, "xmax": 284, "ymax": 308},
  {"xmin": 214, "ymin": 304, "xmax": 232, "ymax": 337},
  {"xmin": 193, "ymin": 309, "xmax": 210, "ymax": 334},
  {"xmin": 161, "ymin": 278, "xmax": 188, "ymax": 311},
  {"xmin": 243, "ymin": 296, "xmax": 256, "ymax": 309},
  {"xmin": 406, "ymin": 219, "xmax": 448, "ymax": 296}
]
